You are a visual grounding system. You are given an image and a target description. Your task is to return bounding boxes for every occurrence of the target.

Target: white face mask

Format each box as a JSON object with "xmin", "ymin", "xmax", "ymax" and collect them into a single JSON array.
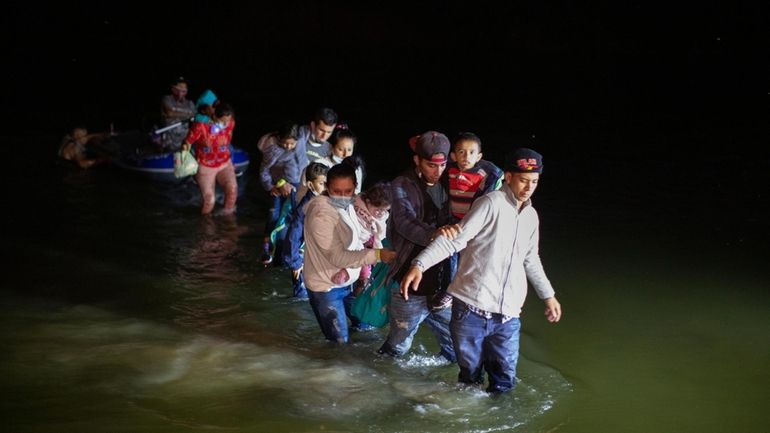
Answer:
[{"xmin": 328, "ymin": 195, "xmax": 354, "ymax": 209}]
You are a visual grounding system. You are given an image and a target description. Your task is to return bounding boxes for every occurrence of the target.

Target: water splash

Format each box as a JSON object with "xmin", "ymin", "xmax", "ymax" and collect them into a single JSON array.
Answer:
[{"xmin": 1, "ymin": 297, "xmax": 571, "ymax": 433}]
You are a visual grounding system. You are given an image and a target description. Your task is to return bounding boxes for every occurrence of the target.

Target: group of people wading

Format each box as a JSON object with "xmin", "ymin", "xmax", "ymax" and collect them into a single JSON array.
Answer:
[
  {"xmin": 254, "ymin": 103, "xmax": 562, "ymax": 394},
  {"xmin": 63, "ymin": 76, "xmax": 563, "ymax": 394}
]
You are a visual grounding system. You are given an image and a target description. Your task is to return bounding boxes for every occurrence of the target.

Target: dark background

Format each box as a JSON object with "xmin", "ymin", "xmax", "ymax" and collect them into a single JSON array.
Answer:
[
  {"xmin": 6, "ymin": 2, "xmax": 770, "ymax": 252},
  {"xmin": 9, "ymin": 2, "xmax": 769, "ymax": 149}
]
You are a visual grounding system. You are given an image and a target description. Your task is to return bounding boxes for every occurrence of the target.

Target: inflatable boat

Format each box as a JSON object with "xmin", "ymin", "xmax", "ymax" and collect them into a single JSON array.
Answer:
[{"xmin": 113, "ymin": 131, "xmax": 250, "ymax": 182}]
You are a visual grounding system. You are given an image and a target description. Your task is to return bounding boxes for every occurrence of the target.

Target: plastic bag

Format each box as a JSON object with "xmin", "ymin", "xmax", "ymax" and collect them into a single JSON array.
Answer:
[
  {"xmin": 174, "ymin": 150, "xmax": 198, "ymax": 178},
  {"xmin": 350, "ymin": 261, "xmax": 392, "ymax": 328}
]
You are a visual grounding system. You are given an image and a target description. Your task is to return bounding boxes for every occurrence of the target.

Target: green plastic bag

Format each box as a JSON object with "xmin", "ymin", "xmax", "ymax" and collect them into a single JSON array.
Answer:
[
  {"xmin": 350, "ymin": 261, "xmax": 393, "ymax": 328},
  {"xmin": 174, "ymin": 150, "xmax": 198, "ymax": 178}
]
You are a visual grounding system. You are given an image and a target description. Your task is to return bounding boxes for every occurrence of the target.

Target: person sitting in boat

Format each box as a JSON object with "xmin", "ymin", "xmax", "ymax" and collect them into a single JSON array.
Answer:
[
  {"xmin": 194, "ymin": 89, "xmax": 218, "ymax": 123},
  {"xmin": 181, "ymin": 103, "xmax": 237, "ymax": 215},
  {"xmin": 58, "ymin": 126, "xmax": 111, "ymax": 169},
  {"xmin": 257, "ymin": 122, "xmax": 303, "ymax": 264},
  {"xmin": 159, "ymin": 76, "xmax": 196, "ymax": 151}
]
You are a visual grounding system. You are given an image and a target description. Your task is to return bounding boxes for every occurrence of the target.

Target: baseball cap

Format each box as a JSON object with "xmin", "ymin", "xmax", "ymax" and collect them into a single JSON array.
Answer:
[
  {"xmin": 505, "ymin": 148, "xmax": 544, "ymax": 173},
  {"xmin": 408, "ymin": 131, "xmax": 450, "ymax": 163}
]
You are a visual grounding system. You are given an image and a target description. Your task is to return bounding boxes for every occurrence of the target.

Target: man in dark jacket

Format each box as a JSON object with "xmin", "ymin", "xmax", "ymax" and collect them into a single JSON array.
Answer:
[{"xmin": 378, "ymin": 131, "xmax": 457, "ymax": 362}]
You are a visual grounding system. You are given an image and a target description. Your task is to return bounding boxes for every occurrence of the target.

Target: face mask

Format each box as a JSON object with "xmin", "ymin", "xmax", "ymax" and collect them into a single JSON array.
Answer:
[
  {"xmin": 331, "ymin": 155, "xmax": 344, "ymax": 164},
  {"xmin": 329, "ymin": 195, "xmax": 353, "ymax": 209}
]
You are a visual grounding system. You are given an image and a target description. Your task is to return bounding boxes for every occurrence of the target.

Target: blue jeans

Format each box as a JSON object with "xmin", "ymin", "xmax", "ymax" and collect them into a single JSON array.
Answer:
[
  {"xmin": 378, "ymin": 281, "xmax": 456, "ymax": 362},
  {"xmin": 307, "ymin": 286, "xmax": 373, "ymax": 343},
  {"xmin": 291, "ymin": 270, "xmax": 308, "ymax": 299},
  {"xmin": 450, "ymin": 299, "xmax": 521, "ymax": 393}
]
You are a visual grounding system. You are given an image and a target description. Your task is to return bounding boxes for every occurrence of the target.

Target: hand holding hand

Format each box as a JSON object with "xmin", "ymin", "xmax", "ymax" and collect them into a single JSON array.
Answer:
[
  {"xmin": 378, "ymin": 248, "xmax": 396, "ymax": 264},
  {"xmin": 279, "ymin": 183, "xmax": 295, "ymax": 197},
  {"xmin": 433, "ymin": 224, "xmax": 462, "ymax": 241}
]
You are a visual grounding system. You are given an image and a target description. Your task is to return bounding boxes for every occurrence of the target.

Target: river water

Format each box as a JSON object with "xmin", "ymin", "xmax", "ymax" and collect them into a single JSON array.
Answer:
[{"xmin": 2, "ymin": 135, "xmax": 768, "ymax": 432}]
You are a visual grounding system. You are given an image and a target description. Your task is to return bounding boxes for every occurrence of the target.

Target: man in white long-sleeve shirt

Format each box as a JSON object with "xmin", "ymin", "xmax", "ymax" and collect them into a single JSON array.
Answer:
[{"xmin": 400, "ymin": 148, "xmax": 562, "ymax": 393}]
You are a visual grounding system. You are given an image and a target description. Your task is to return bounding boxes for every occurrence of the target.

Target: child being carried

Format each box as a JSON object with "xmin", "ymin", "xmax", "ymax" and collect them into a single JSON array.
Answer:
[{"xmin": 331, "ymin": 183, "xmax": 392, "ymax": 295}]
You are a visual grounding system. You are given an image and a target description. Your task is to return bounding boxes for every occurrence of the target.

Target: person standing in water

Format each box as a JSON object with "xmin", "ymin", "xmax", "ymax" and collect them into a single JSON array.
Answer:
[
  {"xmin": 429, "ymin": 132, "xmax": 504, "ymax": 312},
  {"xmin": 295, "ymin": 107, "xmax": 337, "ymax": 172},
  {"xmin": 295, "ymin": 125, "xmax": 363, "ymax": 203},
  {"xmin": 58, "ymin": 126, "xmax": 111, "ymax": 169},
  {"xmin": 257, "ymin": 122, "xmax": 303, "ymax": 265},
  {"xmin": 400, "ymin": 148, "xmax": 562, "ymax": 393},
  {"xmin": 303, "ymin": 159, "xmax": 396, "ymax": 343},
  {"xmin": 281, "ymin": 162, "xmax": 329, "ymax": 298},
  {"xmin": 377, "ymin": 131, "xmax": 457, "ymax": 362},
  {"xmin": 182, "ymin": 103, "xmax": 238, "ymax": 215}
]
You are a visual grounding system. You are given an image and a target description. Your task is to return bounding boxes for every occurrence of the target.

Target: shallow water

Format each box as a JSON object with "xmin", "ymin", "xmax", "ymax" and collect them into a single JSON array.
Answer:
[{"xmin": 1, "ymin": 140, "xmax": 768, "ymax": 432}]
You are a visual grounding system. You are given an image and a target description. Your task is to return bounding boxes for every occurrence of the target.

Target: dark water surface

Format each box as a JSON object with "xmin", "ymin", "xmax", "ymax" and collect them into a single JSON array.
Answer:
[{"xmin": 1, "ymin": 134, "xmax": 768, "ymax": 433}]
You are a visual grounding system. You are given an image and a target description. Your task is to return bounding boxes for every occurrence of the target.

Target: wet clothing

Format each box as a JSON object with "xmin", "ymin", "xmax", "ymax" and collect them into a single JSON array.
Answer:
[
  {"xmin": 304, "ymin": 195, "xmax": 380, "ymax": 342},
  {"xmin": 184, "ymin": 116, "xmax": 236, "ymax": 214},
  {"xmin": 378, "ymin": 168, "xmax": 455, "ymax": 361},
  {"xmin": 451, "ymin": 299, "xmax": 520, "ymax": 392},
  {"xmin": 185, "ymin": 119, "xmax": 235, "ymax": 168},
  {"xmin": 282, "ymin": 192, "xmax": 316, "ymax": 272},
  {"xmin": 194, "ymin": 160, "xmax": 237, "ymax": 214},
  {"xmin": 257, "ymin": 132, "xmax": 302, "ymax": 265},
  {"xmin": 378, "ymin": 281, "xmax": 456, "ymax": 362},
  {"xmin": 306, "ymin": 285, "xmax": 371, "ymax": 343},
  {"xmin": 262, "ymin": 189, "xmax": 296, "ymax": 265},
  {"xmin": 281, "ymin": 191, "xmax": 318, "ymax": 298},
  {"xmin": 411, "ymin": 183, "xmax": 556, "ymax": 392},
  {"xmin": 447, "ymin": 160, "xmax": 503, "ymax": 220}
]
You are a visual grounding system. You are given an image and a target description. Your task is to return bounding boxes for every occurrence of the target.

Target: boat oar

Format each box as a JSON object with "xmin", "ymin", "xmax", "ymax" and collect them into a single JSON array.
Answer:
[{"xmin": 151, "ymin": 117, "xmax": 194, "ymax": 136}]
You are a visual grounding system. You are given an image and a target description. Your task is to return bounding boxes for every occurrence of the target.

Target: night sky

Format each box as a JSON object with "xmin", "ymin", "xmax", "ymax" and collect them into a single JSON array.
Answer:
[{"xmin": 9, "ymin": 4, "xmax": 766, "ymax": 133}]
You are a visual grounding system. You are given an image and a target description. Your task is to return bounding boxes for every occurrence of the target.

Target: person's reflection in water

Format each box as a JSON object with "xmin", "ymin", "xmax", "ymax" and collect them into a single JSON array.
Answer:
[{"xmin": 173, "ymin": 214, "xmax": 250, "ymax": 332}]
